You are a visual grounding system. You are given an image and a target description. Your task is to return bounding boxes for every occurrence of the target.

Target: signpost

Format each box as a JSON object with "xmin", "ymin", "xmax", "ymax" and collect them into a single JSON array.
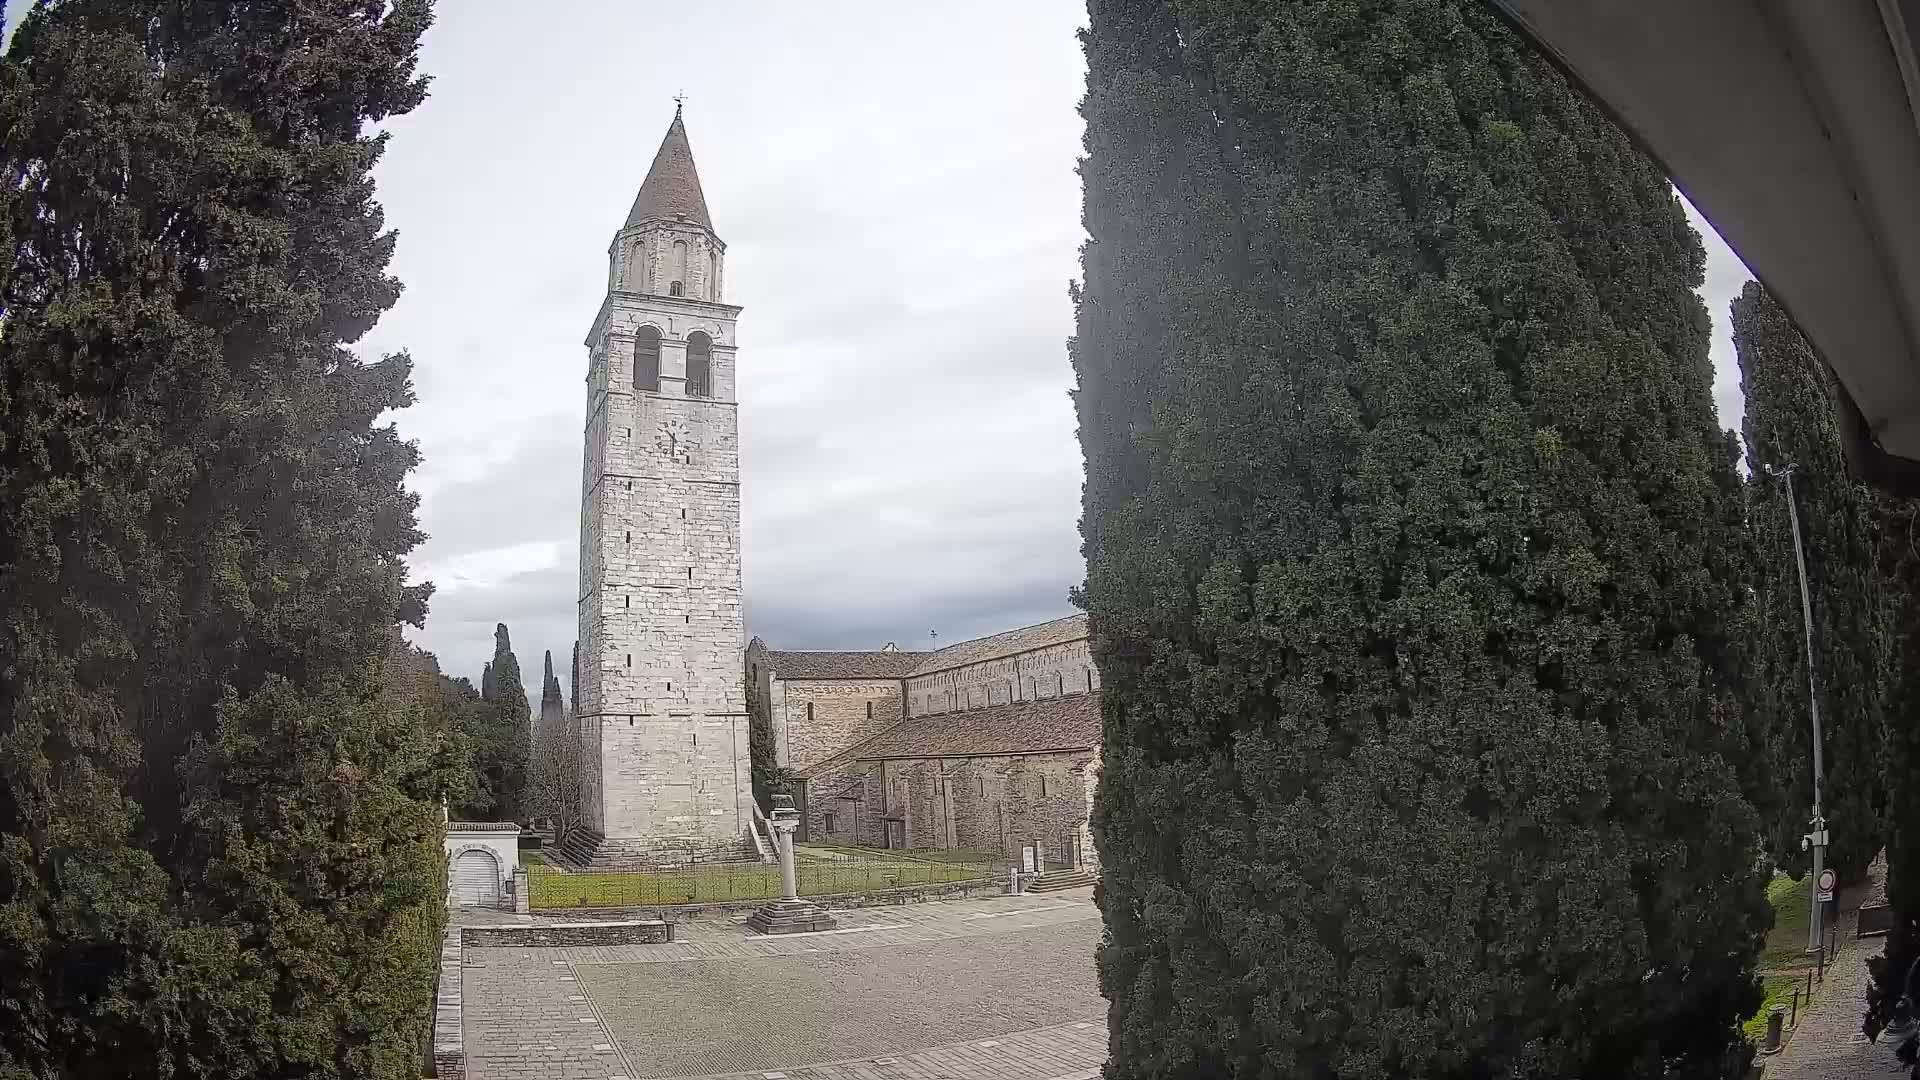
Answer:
[{"xmin": 1816, "ymin": 867, "xmax": 1836, "ymax": 904}]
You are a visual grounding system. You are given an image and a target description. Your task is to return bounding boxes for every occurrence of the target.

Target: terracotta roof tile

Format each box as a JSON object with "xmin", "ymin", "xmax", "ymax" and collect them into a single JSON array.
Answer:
[
  {"xmin": 848, "ymin": 692, "xmax": 1101, "ymax": 761},
  {"xmin": 764, "ymin": 650, "xmax": 928, "ymax": 680},
  {"xmin": 909, "ymin": 614, "xmax": 1088, "ymax": 677},
  {"xmin": 625, "ymin": 112, "xmax": 713, "ymax": 232}
]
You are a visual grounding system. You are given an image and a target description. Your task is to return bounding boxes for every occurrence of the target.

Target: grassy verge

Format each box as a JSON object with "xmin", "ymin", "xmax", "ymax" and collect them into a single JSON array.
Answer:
[
  {"xmin": 527, "ymin": 854, "xmax": 992, "ymax": 909},
  {"xmin": 802, "ymin": 842, "xmax": 1006, "ymax": 867},
  {"xmin": 1744, "ymin": 874, "xmax": 1815, "ymax": 1040}
]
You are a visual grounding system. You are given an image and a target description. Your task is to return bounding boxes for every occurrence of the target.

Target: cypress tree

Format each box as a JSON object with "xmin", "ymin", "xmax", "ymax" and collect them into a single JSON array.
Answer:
[
  {"xmin": 0, "ymin": 2, "xmax": 443, "ymax": 1077},
  {"xmin": 478, "ymin": 622, "xmax": 531, "ymax": 821},
  {"xmin": 1074, "ymin": 2, "xmax": 1766, "ymax": 1076},
  {"xmin": 1869, "ymin": 499, "xmax": 1920, "ymax": 1060},
  {"xmin": 1733, "ymin": 281, "xmax": 1886, "ymax": 884}
]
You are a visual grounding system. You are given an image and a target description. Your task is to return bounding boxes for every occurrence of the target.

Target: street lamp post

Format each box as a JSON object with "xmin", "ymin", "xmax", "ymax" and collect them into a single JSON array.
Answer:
[{"xmin": 1767, "ymin": 461, "xmax": 1830, "ymax": 977}]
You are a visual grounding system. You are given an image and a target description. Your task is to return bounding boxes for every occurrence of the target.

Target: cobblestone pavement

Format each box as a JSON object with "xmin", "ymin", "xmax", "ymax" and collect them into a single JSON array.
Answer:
[
  {"xmin": 462, "ymin": 889, "xmax": 1107, "ymax": 1080},
  {"xmin": 1765, "ymin": 935, "xmax": 1905, "ymax": 1079}
]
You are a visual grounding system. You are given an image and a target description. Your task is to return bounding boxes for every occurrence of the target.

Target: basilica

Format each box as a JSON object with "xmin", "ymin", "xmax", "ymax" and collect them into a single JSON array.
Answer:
[{"xmin": 563, "ymin": 109, "xmax": 1098, "ymax": 872}]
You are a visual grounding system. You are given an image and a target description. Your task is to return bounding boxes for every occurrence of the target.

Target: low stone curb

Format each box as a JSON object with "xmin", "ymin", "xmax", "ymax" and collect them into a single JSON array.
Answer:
[
  {"xmin": 460, "ymin": 919, "xmax": 675, "ymax": 947},
  {"xmin": 431, "ymin": 924, "xmax": 462, "ymax": 1079}
]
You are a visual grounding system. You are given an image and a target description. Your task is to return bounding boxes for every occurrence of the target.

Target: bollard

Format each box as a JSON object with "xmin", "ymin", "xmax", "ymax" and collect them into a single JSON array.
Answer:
[
  {"xmin": 1790, "ymin": 985, "xmax": 1800, "ymax": 1029},
  {"xmin": 1762, "ymin": 1004, "xmax": 1786, "ymax": 1054}
]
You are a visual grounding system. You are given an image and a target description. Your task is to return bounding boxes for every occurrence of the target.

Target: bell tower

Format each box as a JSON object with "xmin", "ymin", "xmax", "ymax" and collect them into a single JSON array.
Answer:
[{"xmin": 572, "ymin": 106, "xmax": 751, "ymax": 866}]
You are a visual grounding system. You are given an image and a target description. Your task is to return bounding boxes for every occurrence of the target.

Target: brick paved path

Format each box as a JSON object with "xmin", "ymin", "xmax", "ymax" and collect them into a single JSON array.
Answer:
[
  {"xmin": 1765, "ymin": 935, "xmax": 1905, "ymax": 1079},
  {"xmin": 462, "ymin": 889, "xmax": 1107, "ymax": 1080}
]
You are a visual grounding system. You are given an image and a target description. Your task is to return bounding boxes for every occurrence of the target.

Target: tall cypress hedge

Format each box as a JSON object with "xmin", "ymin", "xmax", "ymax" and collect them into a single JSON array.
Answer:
[
  {"xmin": 1733, "ymin": 281, "xmax": 1886, "ymax": 885},
  {"xmin": 1073, "ymin": 1, "xmax": 1767, "ymax": 1075},
  {"xmin": 0, "ymin": 3, "xmax": 447, "ymax": 1076}
]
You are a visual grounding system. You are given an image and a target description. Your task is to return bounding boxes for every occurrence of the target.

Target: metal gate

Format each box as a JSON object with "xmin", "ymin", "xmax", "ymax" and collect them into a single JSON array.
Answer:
[{"xmin": 452, "ymin": 850, "xmax": 500, "ymax": 908}]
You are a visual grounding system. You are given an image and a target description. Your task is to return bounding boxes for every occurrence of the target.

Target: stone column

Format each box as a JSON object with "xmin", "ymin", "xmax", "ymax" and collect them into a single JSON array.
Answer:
[
  {"xmin": 745, "ymin": 795, "xmax": 836, "ymax": 935},
  {"xmin": 776, "ymin": 814, "xmax": 798, "ymax": 900}
]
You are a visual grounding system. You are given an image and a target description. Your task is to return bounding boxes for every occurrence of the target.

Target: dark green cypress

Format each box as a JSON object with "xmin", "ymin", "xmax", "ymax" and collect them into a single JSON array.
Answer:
[
  {"xmin": 478, "ymin": 622, "xmax": 531, "ymax": 822},
  {"xmin": 1869, "ymin": 498, "xmax": 1920, "ymax": 1062},
  {"xmin": 1073, "ymin": 1, "xmax": 1766, "ymax": 1076},
  {"xmin": 1733, "ymin": 281, "xmax": 1886, "ymax": 884},
  {"xmin": 0, "ymin": 2, "xmax": 443, "ymax": 1077}
]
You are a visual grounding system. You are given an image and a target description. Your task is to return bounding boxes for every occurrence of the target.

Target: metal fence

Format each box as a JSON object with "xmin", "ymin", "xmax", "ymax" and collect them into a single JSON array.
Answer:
[{"xmin": 527, "ymin": 852, "xmax": 995, "ymax": 910}]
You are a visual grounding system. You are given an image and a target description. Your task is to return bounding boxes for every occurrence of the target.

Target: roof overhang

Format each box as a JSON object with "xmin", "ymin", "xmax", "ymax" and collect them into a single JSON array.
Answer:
[{"xmin": 1485, "ymin": 0, "xmax": 1920, "ymax": 492}]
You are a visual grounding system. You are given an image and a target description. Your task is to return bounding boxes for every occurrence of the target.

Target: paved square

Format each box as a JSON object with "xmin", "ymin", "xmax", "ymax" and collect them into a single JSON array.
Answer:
[{"xmin": 461, "ymin": 890, "xmax": 1107, "ymax": 1080}]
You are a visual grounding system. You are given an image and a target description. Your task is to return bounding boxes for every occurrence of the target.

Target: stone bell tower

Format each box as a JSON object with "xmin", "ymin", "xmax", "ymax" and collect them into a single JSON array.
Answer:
[{"xmin": 569, "ymin": 105, "xmax": 751, "ymax": 867}]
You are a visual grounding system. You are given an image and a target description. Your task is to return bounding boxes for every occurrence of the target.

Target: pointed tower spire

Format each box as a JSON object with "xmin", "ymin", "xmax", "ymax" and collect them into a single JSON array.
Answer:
[{"xmin": 625, "ymin": 107, "xmax": 713, "ymax": 233}]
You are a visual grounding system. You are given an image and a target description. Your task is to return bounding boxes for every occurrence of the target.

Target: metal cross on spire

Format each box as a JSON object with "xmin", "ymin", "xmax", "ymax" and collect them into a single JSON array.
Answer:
[{"xmin": 672, "ymin": 90, "xmax": 687, "ymax": 117}]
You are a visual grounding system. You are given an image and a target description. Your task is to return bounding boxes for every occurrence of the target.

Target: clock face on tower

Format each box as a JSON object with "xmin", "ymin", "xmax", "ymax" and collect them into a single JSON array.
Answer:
[{"xmin": 654, "ymin": 416, "xmax": 693, "ymax": 463}]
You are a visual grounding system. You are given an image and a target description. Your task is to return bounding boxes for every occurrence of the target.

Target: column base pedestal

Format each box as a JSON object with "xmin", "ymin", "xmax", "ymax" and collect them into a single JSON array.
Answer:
[{"xmin": 745, "ymin": 897, "xmax": 837, "ymax": 935}]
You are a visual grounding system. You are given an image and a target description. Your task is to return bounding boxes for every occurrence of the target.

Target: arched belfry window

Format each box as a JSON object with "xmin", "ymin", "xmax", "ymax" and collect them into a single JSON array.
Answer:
[
  {"xmin": 670, "ymin": 239, "xmax": 688, "ymax": 296},
  {"xmin": 686, "ymin": 331, "xmax": 712, "ymax": 399},
  {"xmin": 634, "ymin": 325, "xmax": 661, "ymax": 392},
  {"xmin": 707, "ymin": 250, "xmax": 719, "ymax": 299}
]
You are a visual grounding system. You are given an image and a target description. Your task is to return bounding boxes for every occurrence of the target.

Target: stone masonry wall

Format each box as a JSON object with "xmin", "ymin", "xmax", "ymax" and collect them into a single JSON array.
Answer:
[
  {"xmin": 906, "ymin": 639, "xmax": 1100, "ymax": 718},
  {"xmin": 576, "ymin": 227, "xmax": 748, "ymax": 856},
  {"xmin": 461, "ymin": 920, "xmax": 674, "ymax": 948},
  {"xmin": 771, "ymin": 679, "xmax": 905, "ymax": 773},
  {"xmin": 836, "ymin": 750, "xmax": 1099, "ymax": 867}
]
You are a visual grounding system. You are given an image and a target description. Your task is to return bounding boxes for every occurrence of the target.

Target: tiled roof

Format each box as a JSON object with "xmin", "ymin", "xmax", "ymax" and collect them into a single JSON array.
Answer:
[
  {"xmin": 764, "ymin": 650, "xmax": 928, "ymax": 680},
  {"xmin": 849, "ymin": 692, "xmax": 1101, "ymax": 761},
  {"xmin": 625, "ymin": 111, "xmax": 714, "ymax": 232},
  {"xmin": 909, "ymin": 614, "xmax": 1088, "ymax": 677}
]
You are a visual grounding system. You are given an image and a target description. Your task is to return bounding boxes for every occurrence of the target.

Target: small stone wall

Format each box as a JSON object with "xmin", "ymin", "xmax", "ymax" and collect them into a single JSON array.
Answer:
[
  {"xmin": 432, "ymin": 925, "xmax": 463, "ymax": 1079},
  {"xmin": 460, "ymin": 919, "xmax": 675, "ymax": 947}
]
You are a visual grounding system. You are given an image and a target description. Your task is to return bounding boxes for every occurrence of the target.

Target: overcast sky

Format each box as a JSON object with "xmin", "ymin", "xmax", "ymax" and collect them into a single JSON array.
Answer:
[{"xmin": 2, "ymin": 1, "xmax": 1756, "ymax": 695}]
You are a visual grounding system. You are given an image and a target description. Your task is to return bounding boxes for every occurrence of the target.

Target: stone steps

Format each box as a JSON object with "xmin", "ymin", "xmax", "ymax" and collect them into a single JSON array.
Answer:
[
  {"xmin": 1026, "ymin": 869, "xmax": 1097, "ymax": 893},
  {"xmin": 744, "ymin": 897, "xmax": 838, "ymax": 935}
]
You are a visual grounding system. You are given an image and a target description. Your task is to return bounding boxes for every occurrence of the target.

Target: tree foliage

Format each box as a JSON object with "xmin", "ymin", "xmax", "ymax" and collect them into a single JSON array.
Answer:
[
  {"xmin": 1733, "ymin": 281, "xmax": 1886, "ymax": 883},
  {"xmin": 527, "ymin": 649, "xmax": 580, "ymax": 836},
  {"xmin": 472, "ymin": 622, "xmax": 531, "ymax": 823},
  {"xmin": 1073, "ymin": 1, "xmax": 1766, "ymax": 1076},
  {"xmin": 1869, "ymin": 498, "xmax": 1920, "ymax": 1068},
  {"xmin": 0, "ymin": 2, "xmax": 443, "ymax": 1076}
]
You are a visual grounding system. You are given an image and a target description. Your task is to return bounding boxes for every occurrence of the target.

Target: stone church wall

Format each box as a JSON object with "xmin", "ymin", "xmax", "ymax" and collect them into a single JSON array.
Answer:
[
  {"xmin": 905, "ymin": 638, "xmax": 1100, "ymax": 718},
  {"xmin": 811, "ymin": 750, "xmax": 1098, "ymax": 868},
  {"xmin": 766, "ymin": 678, "xmax": 905, "ymax": 773}
]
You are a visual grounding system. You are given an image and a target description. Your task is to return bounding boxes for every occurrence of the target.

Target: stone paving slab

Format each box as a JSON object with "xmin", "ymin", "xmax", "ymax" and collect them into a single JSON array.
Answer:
[
  {"xmin": 577, "ymin": 921, "xmax": 1103, "ymax": 1077},
  {"xmin": 664, "ymin": 1019, "xmax": 1107, "ymax": 1080},
  {"xmin": 462, "ymin": 888, "xmax": 1105, "ymax": 1080},
  {"xmin": 1764, "ymin": 936, "xmax": 1905, "ymax": 1079},
  {"xmin": 523, "ymin": 896, "xmax": 1097, "ymax": 966}
]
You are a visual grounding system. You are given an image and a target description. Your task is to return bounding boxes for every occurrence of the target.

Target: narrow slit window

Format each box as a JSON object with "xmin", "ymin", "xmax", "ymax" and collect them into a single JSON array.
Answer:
[
  {"xmin": 866, "ymin": 701, "xmax": 873, "ymax": 720},
  {"xmin": 625, "ymin": 654, "xmax": 631, "ymax": 667},
  {"xmin": 806, "ymin": 702, "xmax": 814, "ymax": 723}
]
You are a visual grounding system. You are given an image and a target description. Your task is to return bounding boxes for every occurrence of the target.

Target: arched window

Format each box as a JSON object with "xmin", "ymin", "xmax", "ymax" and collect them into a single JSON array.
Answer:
[
  {"xmin": 669, "ymin": 281, "xmax": 684, "ymax": 297},
  {"xmin": 707, "ymin": 250, "xmax": 719, "ymax": 299},
  {"xmin": 686, "ymin": 331, "xmax": 712, "ymax": 398},
  {"xmin": 634, "ymin": 325, "xmax": 661, "ymax": 392},
  {"xmin": 670, "ymin": 239, "xmax": 688, "ymax": 295}
]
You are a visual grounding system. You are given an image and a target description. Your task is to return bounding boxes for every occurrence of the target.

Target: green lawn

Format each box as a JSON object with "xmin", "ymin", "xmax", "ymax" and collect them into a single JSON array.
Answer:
[
  {"xmin": 527, "ymin": 852, "xmax": 992, "ymax": 909},
  {"xmin": 802, "ymin": 842, "xmax": 1007, "ymax": 867},
  {"xmin": 1744, "ymin": 874, "xmax": 1816, "ymax": 1040}
]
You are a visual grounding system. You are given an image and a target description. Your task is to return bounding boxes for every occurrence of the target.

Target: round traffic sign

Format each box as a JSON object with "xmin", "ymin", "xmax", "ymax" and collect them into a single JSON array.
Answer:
[{"xmin": 1818, "ymin": 868, "xmax": 1837, "ymax": 893}]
